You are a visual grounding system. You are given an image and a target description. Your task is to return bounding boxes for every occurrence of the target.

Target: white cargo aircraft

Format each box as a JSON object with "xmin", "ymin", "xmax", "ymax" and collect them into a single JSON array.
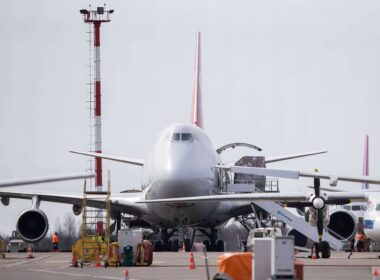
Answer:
[{"xmin": 0, "ymin": 33, "xmax": 379, "ymax": 255}]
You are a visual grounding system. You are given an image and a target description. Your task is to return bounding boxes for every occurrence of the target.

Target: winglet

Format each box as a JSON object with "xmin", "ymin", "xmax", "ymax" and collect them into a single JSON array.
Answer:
[
  {"xmin": 191, "ymin": 31, "xmax": 203, "ymax": 128},
  {"xmin": 362, "ymin": 135, "xmax": 369, "ymax": 189}
]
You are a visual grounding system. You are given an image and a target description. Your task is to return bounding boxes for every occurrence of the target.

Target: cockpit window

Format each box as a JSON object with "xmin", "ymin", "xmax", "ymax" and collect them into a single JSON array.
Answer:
[
  {"xmin": 352, "ymin": 205, "xmax": 361, "ymax": 211},
  {"xmin": 181, "ymin": 133, "xmax": 193, "ymax": 141},
  {"xmin": 343, "ymin": 205, "xmax": 351, "ymax": 211},
  {"xmin": 171, "ymin": 133, "xmax": 180, "ymax": 141},
  {"xmin": 170, "ymin": 133, "xmax": 193, "ymax": 142},
  {"xmin": 376, "ymin": 204, "xmax": 380, "ymax": 211}
]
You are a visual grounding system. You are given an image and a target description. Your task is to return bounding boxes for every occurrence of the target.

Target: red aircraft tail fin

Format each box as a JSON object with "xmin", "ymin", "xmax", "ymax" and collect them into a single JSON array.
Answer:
[
  {"xmin": 191, "ymin": 32, "xmax": 203, "ymax": 128},
  {"xmin": 362, "ymin": 135, "xmax": 369, "ymax": 189}
]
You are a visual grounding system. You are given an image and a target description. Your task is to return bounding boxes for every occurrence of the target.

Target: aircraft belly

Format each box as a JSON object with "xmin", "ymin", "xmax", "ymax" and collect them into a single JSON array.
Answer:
[
  {"xmin": 145, "ymin": 202, "xmax": 218, "ymax": 227},
  {"xmin": 145, "ymin": 179, "xmax": 220, "ymax": 227}
]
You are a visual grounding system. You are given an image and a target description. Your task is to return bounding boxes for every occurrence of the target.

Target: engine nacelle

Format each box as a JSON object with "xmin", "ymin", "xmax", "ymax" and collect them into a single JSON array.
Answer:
[
  {"xmin": 286, "ymin": 228, "xmax": 308, "ymax": 248},
  {"xmin": 1, "ymin": 196, "xmax": 9, "ymax": 206},
  {"xmin": 327, "ymin": 208, "xmax": 356, "ymax": 241},
  {"xmin": 16, "ymin": 209, "xmax": 49, "ymax": 243},
  {"xmin": 72, "ymin": 204, "xmax": 83, "ymax": 216},
  {"xmin": 307, "ymin": 206, "xmax": 330, "ymax": 227}
]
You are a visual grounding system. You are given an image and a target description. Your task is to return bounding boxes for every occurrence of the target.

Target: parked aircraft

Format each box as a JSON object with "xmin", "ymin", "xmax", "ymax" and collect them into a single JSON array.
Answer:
[{"xmin": 0, "ymin": 33, "xmax": 378, "ymax": 256}]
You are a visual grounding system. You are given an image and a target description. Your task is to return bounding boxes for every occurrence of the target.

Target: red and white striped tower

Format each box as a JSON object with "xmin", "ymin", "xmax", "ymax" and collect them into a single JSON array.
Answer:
[{"xmin": 80, "ymin": 7, "xmax": 113, "ymax": 192}]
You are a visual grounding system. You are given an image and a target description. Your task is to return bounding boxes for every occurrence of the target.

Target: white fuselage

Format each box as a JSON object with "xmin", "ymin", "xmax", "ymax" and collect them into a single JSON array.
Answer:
[
  {"xmin": 363, "ymin": 195, "xmax": 380, "ymax": 241},
  {"xmin": 134, "ymin": 123, "xmax": 241, "ymax": 228}
]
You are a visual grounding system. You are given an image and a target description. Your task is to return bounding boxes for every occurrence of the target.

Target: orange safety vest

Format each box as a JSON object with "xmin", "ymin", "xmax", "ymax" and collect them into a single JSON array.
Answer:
[
  {"xmin": 356, "ymin": 233, "xmax": 366, "ymax": 241},
  {"xmin": 52, "ymin": 234, "xmax": 59, "ymax": 243}
]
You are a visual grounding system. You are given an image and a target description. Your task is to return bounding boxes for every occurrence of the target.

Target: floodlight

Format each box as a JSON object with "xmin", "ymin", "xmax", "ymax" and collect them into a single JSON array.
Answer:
[{"xmin": 97, "ymin": 7, "xmax": 104, "ymax": 14}]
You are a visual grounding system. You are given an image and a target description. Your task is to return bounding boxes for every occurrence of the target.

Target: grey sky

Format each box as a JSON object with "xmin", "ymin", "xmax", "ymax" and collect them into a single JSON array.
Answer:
[{"xmin": 1, "ymin": 0, "xmax": 380, "ymax": 235}]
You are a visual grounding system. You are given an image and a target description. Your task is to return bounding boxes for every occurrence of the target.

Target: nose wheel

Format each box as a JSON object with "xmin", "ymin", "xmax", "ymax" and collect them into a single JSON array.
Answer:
[
  {"xmin": 319, "ymin": 241, "xmax": 331, "ymax": 258},
  {"xmin": 311, "ymin": 241, "xmax": 331, "ymax": 259}
]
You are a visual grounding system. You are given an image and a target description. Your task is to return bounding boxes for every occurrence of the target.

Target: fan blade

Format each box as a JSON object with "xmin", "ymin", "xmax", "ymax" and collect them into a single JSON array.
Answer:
[
  {"xmin": 314, "ymin": 177, "xmax": 320, "ymax": 197},
  {"xmin": 325, "ymin": 199, "xmax": 351, "ymax": 205},
  {"xmin": 283, "ymin": 202, "xmax": 312, "ymax": 208},
  {"xmin": 317, "ymin": 208, "xmax": 324, "ymax": 241}
]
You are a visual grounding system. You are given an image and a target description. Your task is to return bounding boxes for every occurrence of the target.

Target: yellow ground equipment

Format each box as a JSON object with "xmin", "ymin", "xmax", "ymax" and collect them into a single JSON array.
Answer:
[
  {"xmin": 108, "ymin": 242, "xmax": 121, "ymax": 267},
  {"xmin": 0, "ymin": 239, "xmax": 5, "ymax": 259},
  {"xmin": 73, "ymin": 237, "xmax": 109, "ymax": 265},
  {"xmin": 79, "ymin": 174, "xmax": 111, "ymax": 267}
]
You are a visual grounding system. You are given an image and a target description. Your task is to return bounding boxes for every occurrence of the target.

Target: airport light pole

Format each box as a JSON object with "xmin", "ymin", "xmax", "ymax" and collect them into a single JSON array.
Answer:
[{"xmin": 80, "ymin": 6, "xmax": 114, "ymax": 193}]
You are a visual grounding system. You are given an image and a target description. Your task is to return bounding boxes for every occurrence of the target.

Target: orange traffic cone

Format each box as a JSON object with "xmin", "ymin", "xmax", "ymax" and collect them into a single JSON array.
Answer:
[
  {"xmin": 188, "ymin": 252, "xmax": 196, "ymax": 269},
  {"xmin": 95, "ymin": 254, "xmax": 101, "ymax": 267},
  {"xmin": 373, "ymin": 269, "xmax": 379, "ymax": 280},
  {"xmin": 310, "ymin": 243, "xmax": 319, "ymax": 259},
  {"xmin": 71, "ymin": 247, "xmax": 78, "ymax": 267},
  {"xmin": 26, "ymin": 245, "xmax": 34, "ymax": 259},
  {"xmin": 124, "ymin": 268, "xmax": 130, "ymax": 280}
]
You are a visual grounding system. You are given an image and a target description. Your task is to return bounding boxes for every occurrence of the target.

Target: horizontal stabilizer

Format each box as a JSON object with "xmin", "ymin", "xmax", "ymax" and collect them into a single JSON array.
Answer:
[
  {"xmin": 70, "ymin": 151, "xmax": 144, "ymax": 166},
  {"xmin": 0, "ymin": 172, "xmax": 95, "ymax": 188},
  {"xmin": 265, "ymin": 150, "xmax": 327, "ymax": 163}
]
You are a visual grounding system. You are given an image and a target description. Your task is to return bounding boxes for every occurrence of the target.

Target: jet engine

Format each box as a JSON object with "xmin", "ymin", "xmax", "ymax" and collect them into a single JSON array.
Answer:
[
  {"xmin": 16, "ymin": 196, "xmax": 49, "ymax": 243},
  {"xmin": 286, "ymin": 228, "xmax": 308, "ymax": 248},
  {"xmin": 327, "ymin": 208, "xmax": 356, "ymax": 241},
  {"xmin": 72, "ymin": 204, "xmax": 83, "ymax": 216},
  {"xmin": 16, "ymin": 208, "xmax": 49, "ymax": 243}
]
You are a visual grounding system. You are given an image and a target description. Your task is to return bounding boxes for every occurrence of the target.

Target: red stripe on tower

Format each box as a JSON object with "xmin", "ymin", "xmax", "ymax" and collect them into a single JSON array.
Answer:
[{"xmin": 94, "ymin": 21, "xmax": 102, "ymax": 190}]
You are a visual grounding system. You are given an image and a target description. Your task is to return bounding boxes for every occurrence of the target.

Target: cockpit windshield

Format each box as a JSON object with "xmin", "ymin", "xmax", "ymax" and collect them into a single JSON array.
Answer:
[
  {"xmin": 171, "ymin": 133, "xmax": 181, "ymax": 141},
  {"xmin": 170, "ymin": 133, "xmax": 193, "ymax": 142}
]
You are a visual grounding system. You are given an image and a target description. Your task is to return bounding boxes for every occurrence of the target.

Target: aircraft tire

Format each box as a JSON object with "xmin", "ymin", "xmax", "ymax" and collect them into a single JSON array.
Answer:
[
  {"xmin": 184, "ymin": 239, "xmax": 191, "ymax": 252},
  {"xmin": 172, "ymin": 239, "xmax": 179, "ymax": 252},
  {"xmin": 216, "ymin": 240, "xmax": 224, "ymax": 252},
  {"xmin": 203, "ymin": 240, "xmax": 210, "ymax": 251},
  {"xmin": 167, "ymin": 240, "xmax": 173, "ymax": 251},
  {"xmin": 319, "ymin": 241, "xmax": 331, "ymax": 259},
  {"xmin": 154, "ymin": 241, "xmax": 162, "ymax": 252}
]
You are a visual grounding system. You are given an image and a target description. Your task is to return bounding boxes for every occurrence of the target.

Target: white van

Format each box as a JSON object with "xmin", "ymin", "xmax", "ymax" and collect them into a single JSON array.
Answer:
[{"xmin": 7, "ymin": 231, "xmax": 27, "ymax": 253}]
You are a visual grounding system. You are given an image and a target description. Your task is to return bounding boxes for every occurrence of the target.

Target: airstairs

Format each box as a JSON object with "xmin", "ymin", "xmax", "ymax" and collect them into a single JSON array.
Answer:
[
  {"xmin": 224, "ymin": 155, "xmax": 351, "ymax": 251},
  {"xmin": 252, "ymin": 201, "xmax": 350, "ymax": 251}
]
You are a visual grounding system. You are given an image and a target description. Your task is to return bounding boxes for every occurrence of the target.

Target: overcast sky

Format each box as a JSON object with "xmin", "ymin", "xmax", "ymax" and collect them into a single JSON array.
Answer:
[{"xmin": 0, "ymin": 0, "xmax": 380, "ymax": 236}]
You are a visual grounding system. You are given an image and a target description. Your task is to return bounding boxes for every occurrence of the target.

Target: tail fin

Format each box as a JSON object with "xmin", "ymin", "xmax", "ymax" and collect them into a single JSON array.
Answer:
[
  {"xmin": 191, "ymin": 32, "xmax": 203, "ymax": 128},
  {"xmin": 362, "ymin": 135, "xmax": 369, "ymax": 189}
]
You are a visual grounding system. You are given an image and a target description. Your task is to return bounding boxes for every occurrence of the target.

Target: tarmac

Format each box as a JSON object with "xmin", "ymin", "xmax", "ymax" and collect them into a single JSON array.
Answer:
[{"xmin": 1, "ymin": 251, "xmax": 380, "ymax": 280}]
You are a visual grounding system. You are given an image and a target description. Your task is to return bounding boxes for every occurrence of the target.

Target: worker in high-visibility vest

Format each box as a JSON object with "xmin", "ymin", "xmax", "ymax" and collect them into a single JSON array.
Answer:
[
  {"xmin": 355, "ymin": 232, "xmax": 366, "ymax": 252},
  {"xmin": 52, "ymin": 232, "xmax": 60, "ymax": 252}
]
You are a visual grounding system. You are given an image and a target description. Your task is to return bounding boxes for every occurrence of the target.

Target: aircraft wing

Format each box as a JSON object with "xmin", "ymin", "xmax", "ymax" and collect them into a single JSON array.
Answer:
[
  {"xmin": 217, "ymin": 165, "xmax": 380, "ymax": 186},
  {"xmin": 70, "ymin": 150, "xmax": 144, "ymax": 166},
  {"xmin": 139, "ymin": 191, "xmax": 369, "ymax": 204},
  {"xmin": 0, "ymin": 172, "xmax": 95, "ymax": 187},
  {"xmin": 0, "ymin": 189, "xmax": 146, "ymax": 216},
  {"xmin": 265, "ymin": 150, "xmax": 327, "ymax": 163}
]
